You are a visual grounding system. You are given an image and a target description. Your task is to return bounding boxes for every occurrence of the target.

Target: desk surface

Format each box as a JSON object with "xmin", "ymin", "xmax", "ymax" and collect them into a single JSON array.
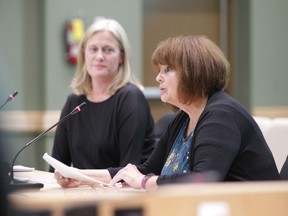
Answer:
[
  {"xmin": 10, "ymin": 170, "xmax": 144, "ymax": 216},
  {"xmin": 11, "ymin": 170, "xmax": 143, "ymax": 203},
  {"xmin": 9, "ymin": 170, "xmax": 288, "ymax": 216}
]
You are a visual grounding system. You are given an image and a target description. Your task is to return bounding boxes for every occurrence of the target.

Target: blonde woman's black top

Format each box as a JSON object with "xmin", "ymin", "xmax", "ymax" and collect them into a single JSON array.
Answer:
[{"xmin": 49, "ymin": 83, "xmax": 155, "ymax": 171}]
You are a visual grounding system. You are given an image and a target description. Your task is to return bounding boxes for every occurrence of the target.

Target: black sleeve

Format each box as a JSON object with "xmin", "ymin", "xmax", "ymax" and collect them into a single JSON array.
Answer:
[{"xmin": 116, "ymin": 85, "xmax": 155, "ymax": 166}]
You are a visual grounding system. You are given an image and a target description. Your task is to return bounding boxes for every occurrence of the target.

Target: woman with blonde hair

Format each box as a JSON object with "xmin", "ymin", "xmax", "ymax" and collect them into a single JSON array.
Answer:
[{"xmin": 50, "ymin": 18, "xmax": 155, "ymax": 172}]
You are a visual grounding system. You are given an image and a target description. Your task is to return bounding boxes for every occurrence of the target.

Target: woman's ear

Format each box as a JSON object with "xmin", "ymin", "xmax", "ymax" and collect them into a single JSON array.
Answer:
[{"xmin": 119, "ymin": 51, "xmax": 124, "ymax": 65}]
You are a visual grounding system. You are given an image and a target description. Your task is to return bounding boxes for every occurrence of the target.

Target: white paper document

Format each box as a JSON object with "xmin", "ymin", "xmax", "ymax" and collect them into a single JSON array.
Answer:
[
  {"xmin": 13, "ymin": 165, "xmax": 35, "ymax": 172},
  {"xmin": 43, "ymin": 153, "xmax": 111, "ymax": 187}
]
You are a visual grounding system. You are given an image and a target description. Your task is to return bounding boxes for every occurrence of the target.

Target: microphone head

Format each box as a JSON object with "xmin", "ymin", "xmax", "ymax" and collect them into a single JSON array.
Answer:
[
  {"xmin": 70, "ymin": 102, "xmax": 87, "ymax": 115},
  {"xmin": 12, "ymin": 90, "xmax": 18, "ymax": 98},
  {"xmin": 9, "ymin": 90, "xmax": 18, "ymax": 101},
  {"xmin": 78, "ymin": 102, "xmax": 87, "ymax": 109}
]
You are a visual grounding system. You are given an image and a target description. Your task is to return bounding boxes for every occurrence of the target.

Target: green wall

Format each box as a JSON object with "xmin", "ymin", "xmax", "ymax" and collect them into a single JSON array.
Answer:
[
  {"xmin": 234, "ymin": 0, "xmax": 288, "ymax": 108},
  {"xmin": 251, "ymin": 0, "xmax": 288, "ymax": 107}
]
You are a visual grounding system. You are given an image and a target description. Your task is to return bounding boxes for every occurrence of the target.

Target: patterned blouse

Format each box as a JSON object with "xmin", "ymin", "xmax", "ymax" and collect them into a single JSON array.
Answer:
[{"xmin": 161, "ymin": 118, "xmax": 193, "ymax": 175}]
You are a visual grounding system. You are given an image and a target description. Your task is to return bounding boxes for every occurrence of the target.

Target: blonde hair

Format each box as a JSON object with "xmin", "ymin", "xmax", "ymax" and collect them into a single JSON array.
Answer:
[{"xmin": 71, "ymin": 18, "xmax": 141, "ymax": 95}]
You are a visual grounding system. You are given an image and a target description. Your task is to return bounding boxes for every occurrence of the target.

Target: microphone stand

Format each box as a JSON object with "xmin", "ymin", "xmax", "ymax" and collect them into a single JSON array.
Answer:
[{"xmin": 8, "ymin": 102, "xmax": 87, "ymax": 192}]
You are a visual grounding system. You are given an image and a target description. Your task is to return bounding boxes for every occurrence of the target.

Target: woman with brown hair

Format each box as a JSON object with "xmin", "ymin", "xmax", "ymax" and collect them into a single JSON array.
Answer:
[{"xmin": 55, "ymin": 35, "xmax": 280, "ymax": 190}]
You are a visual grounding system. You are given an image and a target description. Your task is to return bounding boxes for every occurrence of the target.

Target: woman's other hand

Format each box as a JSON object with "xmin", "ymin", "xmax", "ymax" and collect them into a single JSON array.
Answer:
[{"xmin": 54, "ymin": 170, "xmax": 81, "ymax": 188}]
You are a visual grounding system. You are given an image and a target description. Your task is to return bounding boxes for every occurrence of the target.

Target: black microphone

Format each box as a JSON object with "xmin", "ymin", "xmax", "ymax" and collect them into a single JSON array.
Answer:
[
  {"xmin": 8, "ymin": 102, "xmax": 87, "ymax": 192},
  {"xmin": 0, "ymin": 90, "xmax": 18, "ymax": 110}
]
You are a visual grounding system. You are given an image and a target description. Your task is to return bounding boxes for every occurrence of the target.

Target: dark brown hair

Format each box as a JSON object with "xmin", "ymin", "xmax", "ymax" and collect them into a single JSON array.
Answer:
[{"xmin": 152, "ymin": 35, "xmax": 230, "ymax": 109}]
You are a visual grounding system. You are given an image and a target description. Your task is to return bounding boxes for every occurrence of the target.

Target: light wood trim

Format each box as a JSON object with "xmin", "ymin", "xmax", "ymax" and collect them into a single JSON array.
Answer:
[
  {"xmin": 0, "ymin": 111, "xmax": 60, "ymax": 133},
  {"xmin": 252, "ymin": 106, "xmax": 288, "ymax": 118},
  {"xmin": 1, "ymin": 107, "xmax": 288, "ymax": 133}
]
